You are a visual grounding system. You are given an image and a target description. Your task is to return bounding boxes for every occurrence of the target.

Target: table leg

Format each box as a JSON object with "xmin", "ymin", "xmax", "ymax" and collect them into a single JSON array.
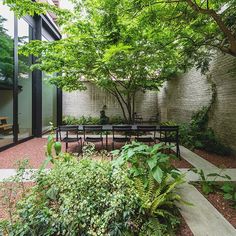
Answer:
[
  {"xmin": 106, "ymin": 131, "xmax": 108, "ymax": 150},
  {"xmin": 56, "ymin": 129, "xmax": 58, "ymax": 141}
]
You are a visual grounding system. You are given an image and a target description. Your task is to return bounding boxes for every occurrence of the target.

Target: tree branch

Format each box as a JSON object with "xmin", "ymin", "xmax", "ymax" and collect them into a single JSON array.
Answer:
[{"xmin": 185, "ymin": 0, "xmax": 236, "ymax": 43}]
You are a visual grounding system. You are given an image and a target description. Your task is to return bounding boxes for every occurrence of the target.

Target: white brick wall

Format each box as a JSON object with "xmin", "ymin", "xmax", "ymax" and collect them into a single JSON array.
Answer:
[
  {"xmin": 63, "ymin": 82, "xmax": 159, "ymax": 121},
  {"xmin": 158, "ymin": 53, "xmax": 236, "ymax": 152}
]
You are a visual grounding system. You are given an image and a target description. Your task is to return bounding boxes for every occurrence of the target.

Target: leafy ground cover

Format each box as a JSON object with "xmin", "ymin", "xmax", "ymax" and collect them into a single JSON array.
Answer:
[
  {"xmin": 195, "ymin": 182, "xmax": 236, "ymax": 228},
  {"xmin": 0, "ymin": 139, "xmax": 189, "ymax": 235}
]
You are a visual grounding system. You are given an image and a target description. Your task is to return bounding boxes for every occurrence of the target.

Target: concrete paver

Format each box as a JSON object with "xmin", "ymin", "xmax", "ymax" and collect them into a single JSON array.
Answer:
[
  {"xmin": 179, "ymin": 145, "xmax": 218, "ymax": 171},
  {"xmin": 177, "ymin": 183, "xmax": 236, "ymax": 236},
  {"xmin": 0, "ymin": 169, "xmax": 48, "ymax": 181}
]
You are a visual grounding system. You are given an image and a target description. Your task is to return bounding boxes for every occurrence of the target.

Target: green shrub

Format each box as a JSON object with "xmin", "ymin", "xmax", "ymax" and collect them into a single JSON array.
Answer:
[
  {"xmin": 162, "ymin": 107, "xmax": 232, "ymax": 156},
  {"xmin": 63, "ymin": 115, "xmax": 100, "ymax": 125},
  {"xmin": 1, "ymin": 158, "xmax": 140, "ymax": 235},
  {"xmin": 63, "ymin": 115, "xmax": 125, "ymax": 125},
  {"xmin": 109, "ymin": 115, "xmax": 125, "ymax": 124},
  {"xmin": 62, "ymin": 115, "xmax": 79, "ymax": 125}
]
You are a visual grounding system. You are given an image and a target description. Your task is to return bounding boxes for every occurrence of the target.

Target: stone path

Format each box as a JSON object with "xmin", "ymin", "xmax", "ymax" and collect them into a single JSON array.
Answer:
[
  {"xmin": 0, "ymin": 143, "xmax": 236, "ymax": 235},
  {"xmin": 177, "ymin": 145, "xmax": 236, "ymax": 236},
  {"xmin": 0, "ymin": 169, "xmax": 49, "ymax": 181}
]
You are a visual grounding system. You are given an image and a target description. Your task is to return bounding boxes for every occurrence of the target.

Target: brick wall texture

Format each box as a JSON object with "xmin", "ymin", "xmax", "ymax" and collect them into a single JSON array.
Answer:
[
  {"xmin": 158, "ymin": 53, "xmax": 236, "ymax": 152},
  {"xmin": 63, "ymin": 82, "xmax": 159, "ymax": 121}
]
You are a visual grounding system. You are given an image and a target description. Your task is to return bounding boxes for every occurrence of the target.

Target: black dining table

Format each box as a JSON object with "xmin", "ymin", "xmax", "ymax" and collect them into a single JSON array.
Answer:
[{"xmin": 56, "ymin": 124, "xmax": 161, "ymax": 149}]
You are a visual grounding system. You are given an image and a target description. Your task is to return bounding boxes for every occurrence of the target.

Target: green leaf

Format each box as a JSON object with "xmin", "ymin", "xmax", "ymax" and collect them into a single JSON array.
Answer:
[
  {"xmin": 221, "ymin": 183, "xmax": 234, "ymax": 193},
  {"xmin": 202, "ymin": 183, "xmax": 213, "ymax": 195},
  {"xmin": 224, "ymin": 193, "xmax": 233, "ymax": 200},
  {"xmin": 151, "ymin": 166, "xmax": 163, "ymax": 183},
  {"xmin": 127, "ymin": 149, "xmax": 135, "ymax": 158},
  {"xmin": 147, "ymin": 156, "xmax": 157, "ymax": 170},
  {"xmin": 46, "ymin": 186, "xmax": 58, "ymax": 200}
]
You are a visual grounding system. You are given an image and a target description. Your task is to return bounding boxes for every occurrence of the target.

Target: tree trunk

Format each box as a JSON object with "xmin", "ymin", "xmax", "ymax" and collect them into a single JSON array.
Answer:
[
  {"xmin": 102, "ymin": 86, "xmax": 137, "ymax": 124},
  {"xmin": 127, "ymin": 95, "xmax": 132, "ymax": 124},
  {"xmin": 132, "ymin": 92, "xmax": 136, "ymax": 123},
  {"xmin": 115, "ymin": 94, "xmax": 128, "ymax": 123}
]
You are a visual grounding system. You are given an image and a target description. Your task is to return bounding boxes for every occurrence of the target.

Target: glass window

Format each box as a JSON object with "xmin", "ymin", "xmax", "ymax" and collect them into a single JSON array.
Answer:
[
  {"xmin": 18, "ymin": 18, "xmax": 32, "ymax": 140},
  {"xmin": 42, "ymin": 35, "xmax": 57, "ymax": 132},
  {"xmin": 42, "ymin": 72, "xmax": 57, "ymax": 131},
  {"xmin": 0, "ymin": 1, "xmax": 14, "ymax": 148}
]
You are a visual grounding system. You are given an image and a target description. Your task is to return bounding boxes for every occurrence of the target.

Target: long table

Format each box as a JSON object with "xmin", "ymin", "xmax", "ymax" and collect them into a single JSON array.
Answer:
[
  {"xmin": 56, "ymin": 125, "xmax": 161, "ymax": 149},
  {"xmin": 55, "ymin": 125, "xmax": 180, "ymax": 157}
]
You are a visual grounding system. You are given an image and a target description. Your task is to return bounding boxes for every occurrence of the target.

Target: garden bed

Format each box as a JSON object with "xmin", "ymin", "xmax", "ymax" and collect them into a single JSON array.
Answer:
[
  {"xmin": 0, "ymin": 182, "xmax": 35, "ymax": 220},
  {"xmin": 194, "ymin": 183, "xmax": 236, "ymax": 228},
  {"xmin": 168, "ymin": 150, "xmax": 192, "ymax": 169},
  {"xmin": 0, "ymin": 140, "xmax": 193, "ymax": 235},
  {"xmin": 170, "ymin": 156, "xmax": 192, "ymax": 169},
  {"xmin": 194, "ymin": 149, "xmax": 236, "ymax": 168}
]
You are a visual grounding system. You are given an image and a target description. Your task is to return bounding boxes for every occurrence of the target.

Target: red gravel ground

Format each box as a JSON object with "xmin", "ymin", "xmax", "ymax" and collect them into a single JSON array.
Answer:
[
  {"xmin": 194, "ymin": 149, "xmax": 236, "ymax": 168},
  {"xmin": 177, "ymin": 215, "xmax": 194, "ymax": 236},
  {"xmin": 0, "ymin": 138, "xmax": 51, "ymax": 169},
  {"xmin": 195, "ymin": 184, "xmax": 236, "ymax": 228},
  {"xmin": 171, "ymin": 157, "xmax": 192, "ymax": 169},
  {"xmin": 168, "ymin": 150, "xmax": 192, "ymax": 169},
  {"xmin": 0, "ymin": 138, "xmax": 83, "ymax": 169},
  {"xmin": 0, "ymin": 138, "xmax": 191, "ymax": 169}
]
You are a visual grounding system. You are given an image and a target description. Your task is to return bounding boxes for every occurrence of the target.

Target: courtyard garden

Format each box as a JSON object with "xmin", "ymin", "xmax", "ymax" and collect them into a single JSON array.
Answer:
[{"xmin": 0, "ymin": 0, "xmax": 236, "ymax": 235}]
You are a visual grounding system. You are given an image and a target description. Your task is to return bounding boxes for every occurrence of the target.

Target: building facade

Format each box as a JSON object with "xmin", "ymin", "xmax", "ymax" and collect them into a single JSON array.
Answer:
[{"xmin": 0, "ymin": 0, "xmax": 62, "ymax": 150}]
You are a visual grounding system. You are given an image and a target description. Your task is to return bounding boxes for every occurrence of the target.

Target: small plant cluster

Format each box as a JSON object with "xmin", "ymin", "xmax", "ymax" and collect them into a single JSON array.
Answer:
[
  {"xmin": 63, "ymin": 115, "xmax": 124, "ymax": 126},
  {"xmin": 179, "ymin": 107, "xmax": 231, "ymax": 155},
  {"xmin": 0, "ymin": 139, "xmax": 185, "ymax": 235},
  {"xmin": 63, "ymin": 115, "xmax": 100, "ymax": 125},
  {"xmin": 161, "ymin": 107, "xmax": 232, "ymax": 155},
  {"xmin": 193, "ymin": 169, "xmax": 236, "ymax": 208},
  {"xmin": 112, "ymin": 142, "xmax": 185, "ymax": 234}
]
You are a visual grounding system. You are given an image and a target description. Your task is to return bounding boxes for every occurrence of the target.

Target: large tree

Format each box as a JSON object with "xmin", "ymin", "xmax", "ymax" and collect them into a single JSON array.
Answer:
[{"xmin": 4, "ymin": 0, "xmax": 235, "ymax": 121}]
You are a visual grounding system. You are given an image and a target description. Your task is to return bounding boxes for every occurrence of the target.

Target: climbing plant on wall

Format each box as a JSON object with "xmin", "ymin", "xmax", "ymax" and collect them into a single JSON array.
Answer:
[{"xmin": 179, "ymin": 76, "xmax": 231, "ymax": 155}]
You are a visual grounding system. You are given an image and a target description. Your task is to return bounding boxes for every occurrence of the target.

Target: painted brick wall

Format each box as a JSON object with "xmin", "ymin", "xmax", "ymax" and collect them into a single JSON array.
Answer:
[
  {"xmin": 63, "ymin": 82, "xmax": 159, "ymax": 121},
  {"xmin": 158, "ymin": 53, "xmax": 236, "ymax": 152}
]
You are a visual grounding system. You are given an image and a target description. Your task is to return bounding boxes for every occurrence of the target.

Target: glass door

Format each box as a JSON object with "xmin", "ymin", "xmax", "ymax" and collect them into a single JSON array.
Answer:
[{"xmin": 0, "ymin": 1, "xmax": 14, "ymax": 148}]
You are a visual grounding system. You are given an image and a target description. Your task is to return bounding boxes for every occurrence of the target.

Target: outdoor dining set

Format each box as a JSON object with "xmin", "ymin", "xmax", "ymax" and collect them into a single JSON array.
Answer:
[{"xmin": 56, "ymin": 125, "xmax": 180, "ymax": 157}]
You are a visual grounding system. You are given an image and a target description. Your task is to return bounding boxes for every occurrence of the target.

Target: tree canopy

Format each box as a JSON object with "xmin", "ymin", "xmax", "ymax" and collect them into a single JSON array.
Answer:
[
  {"xmin": 0, "ymin": 15, "xmax": 14, "ymax": 87},
  {"xmin": 128, "ymin": 0, "xmax": 236, "ymax": 72}
]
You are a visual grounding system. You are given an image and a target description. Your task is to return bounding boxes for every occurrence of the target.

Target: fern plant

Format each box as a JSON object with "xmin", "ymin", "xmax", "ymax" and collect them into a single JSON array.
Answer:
[
  {"xmin": 112, "ymin": 142, "xmax": 185, "ymax": 235},
  {"xmin": 134, "ymin": 173, "xmax": 184, "ymax": 235}
]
